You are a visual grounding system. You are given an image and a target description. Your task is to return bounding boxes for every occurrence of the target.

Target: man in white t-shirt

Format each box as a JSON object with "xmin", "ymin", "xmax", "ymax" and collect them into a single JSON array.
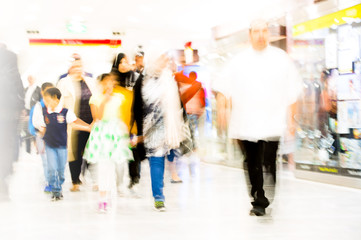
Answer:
[{"xmin": 216, "ymin": 19, "xmax": 301, "ymax": 216}]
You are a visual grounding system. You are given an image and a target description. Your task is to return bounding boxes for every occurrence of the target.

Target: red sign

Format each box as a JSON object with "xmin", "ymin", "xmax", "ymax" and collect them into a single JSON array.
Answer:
[{"xmin": 29, "ymin": 39, "xmax": 121, "ymax": 47}]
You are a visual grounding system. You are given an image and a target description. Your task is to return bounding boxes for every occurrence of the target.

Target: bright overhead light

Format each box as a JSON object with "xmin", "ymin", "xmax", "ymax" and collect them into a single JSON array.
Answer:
[
  {"xmin": 127, "ymin": 16, "xmax": 139, "ymax": 23},
  {"xmin": 140, "ymin": 5, "xmax": 152, "ymax": 13},
  {"xmin": 28, "ymin": 5, "xmax": 41, "ymax": 12},
  {"xmin": 80, "ymin": 6, "xmax": 94, "ymax": 13},
  {"xmin": 70, "ymin": 16, "xmax": 84, "ymax": 22},
  {"xmin": 24, "ymin": 15, "xmax": 37, "ymax": 22}
]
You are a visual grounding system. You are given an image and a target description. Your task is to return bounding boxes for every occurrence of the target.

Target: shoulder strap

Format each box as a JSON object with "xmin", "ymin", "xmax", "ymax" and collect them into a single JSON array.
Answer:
[{"xmin": 40, "ymin": 99, "xmax": 45, "ymax": 108}]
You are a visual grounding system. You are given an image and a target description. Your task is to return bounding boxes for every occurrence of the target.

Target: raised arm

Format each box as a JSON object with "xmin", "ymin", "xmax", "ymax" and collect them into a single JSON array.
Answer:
[{"xmin": 70, "ymin": 118, "xmax": 91, "ymax": 132}]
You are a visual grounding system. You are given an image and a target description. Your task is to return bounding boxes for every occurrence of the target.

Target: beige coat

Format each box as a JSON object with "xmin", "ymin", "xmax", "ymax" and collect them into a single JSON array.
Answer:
[{"xmin": 57, "ymin": 75, "xmax": 96, "ymax": 161}]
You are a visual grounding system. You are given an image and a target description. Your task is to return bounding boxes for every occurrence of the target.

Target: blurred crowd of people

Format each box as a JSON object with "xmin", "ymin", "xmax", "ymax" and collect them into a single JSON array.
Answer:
[
  {"xmin": 0, "ymin": 19, "xmax": 301, "ymax": 216},
  {"xmin": 1, "ymin": 44, "xmax": 206, "ymax": 212}
]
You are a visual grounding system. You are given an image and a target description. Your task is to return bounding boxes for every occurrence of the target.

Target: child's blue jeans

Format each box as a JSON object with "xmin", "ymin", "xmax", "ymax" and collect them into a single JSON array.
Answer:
[{"xmin": 45, "ymin": 144, "xmax": 67, "ymax": 196}]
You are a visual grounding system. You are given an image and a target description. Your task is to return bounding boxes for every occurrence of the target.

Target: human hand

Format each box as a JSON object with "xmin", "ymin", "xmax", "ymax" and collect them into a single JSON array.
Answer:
[
  {"xmin": 21, "ymin": 109, "xmax": 27, "ymax": 117},
  {"xmin": 39, "ymin": 127, "xmax": 46, "ymax": 137},
  {"xmin": 130, "ymin": 136, "xmax": 137, "ymax": 147},
  {"xmin": 287, "ymin": 122, "xmax": 296, "ymax": 136},
  {"xmin": 102, "ymin": 88, "xmax": 113, "ymax": 103}
]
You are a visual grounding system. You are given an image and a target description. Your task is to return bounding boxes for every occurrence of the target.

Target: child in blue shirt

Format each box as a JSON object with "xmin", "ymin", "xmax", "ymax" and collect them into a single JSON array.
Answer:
[
  {"xmin": 33, "ymin": 87, "xmax": 91, "ymax": 201},
  {"xmin": 30, "ymin": 82, "xmax": 54, "ymax": 192}
]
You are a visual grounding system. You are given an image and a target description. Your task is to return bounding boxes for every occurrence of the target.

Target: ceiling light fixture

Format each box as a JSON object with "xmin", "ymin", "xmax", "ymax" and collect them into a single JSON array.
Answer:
[{"xmin": 67, "ymin": 17, "xmax": 87, "ymax": 33}]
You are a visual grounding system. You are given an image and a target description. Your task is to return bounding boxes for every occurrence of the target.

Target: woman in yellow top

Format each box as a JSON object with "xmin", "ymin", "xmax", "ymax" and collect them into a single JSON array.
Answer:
[{"xmin": 111, "ymin": 52, "xmax": 145, "ymax": 194}]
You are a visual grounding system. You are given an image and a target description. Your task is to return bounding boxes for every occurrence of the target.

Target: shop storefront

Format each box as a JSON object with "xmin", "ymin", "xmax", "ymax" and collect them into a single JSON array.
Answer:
[{"xmin": 290, "ymin": 4, "xmax": 361, "ymax": 188}]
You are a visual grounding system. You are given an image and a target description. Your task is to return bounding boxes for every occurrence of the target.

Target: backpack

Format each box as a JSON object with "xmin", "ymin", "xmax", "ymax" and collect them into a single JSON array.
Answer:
[{"xmin": 28, "ymin": 99, "xmax": 45, "ymax": 136}]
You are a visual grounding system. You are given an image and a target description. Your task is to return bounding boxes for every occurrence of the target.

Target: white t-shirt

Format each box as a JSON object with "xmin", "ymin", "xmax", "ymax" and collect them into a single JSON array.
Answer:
[
  {"xmin": 32, "ymin": 102, "xmax": 77, "ymax": 129},
  {"xmin": 217, "ymin": 46, "xmax": 302, "ymax": 142}
]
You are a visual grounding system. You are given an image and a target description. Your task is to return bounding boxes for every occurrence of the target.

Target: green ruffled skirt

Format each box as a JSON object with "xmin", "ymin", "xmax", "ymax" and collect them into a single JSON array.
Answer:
[{"xmin": 83, "ymin": 120, "xmax": 133, "ymax": 164}]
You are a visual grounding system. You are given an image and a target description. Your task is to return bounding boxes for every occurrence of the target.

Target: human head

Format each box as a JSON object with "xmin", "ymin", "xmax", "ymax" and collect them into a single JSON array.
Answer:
[
  {"xmin": 249, "ymin": 19, "xmax": 270, "ymax": 51},
  {"xmin": 41, "ymin": 82, "xmax": 54, "ymax": 96},
  {"xmin": 98, "ymin": 73, "xmax": 117, "ymax": 92},
  {"xmin": 28, "ymin": 75, "xmax": 35, "ymax": 86},
  {"xmin": 70, "ymin": 53, "xmax": 81, "ymax": 61},
  {"xmin": 134, "ymin": 51, "xmax": 145, "ymax": 71},
  {"xmin": 112, "ymin": 53, "xmax": 128, "ymax": 72},
  {"xmin": 43, "ymin": 87, "xmax": 61, "ymax": 110},
  {"xmin": 69, "ymin": 59, "xmax": 84, "ymax": 77},
  {"xmin": 151, "ymin": 53, "xmax": 171, "ymax": 74},
  {"xmin": 189, "ymin": 71, "xmax": 197, "ymax": 81},
  {"xmin": 321, "ymin": 69, "xmax": 330, "ymax": 80}
]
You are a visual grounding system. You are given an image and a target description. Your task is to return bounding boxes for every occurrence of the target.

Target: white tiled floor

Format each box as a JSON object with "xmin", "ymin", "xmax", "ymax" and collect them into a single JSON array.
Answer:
[{"xmin": 1, "ymin": 148, "xmax": 361, "ymax": 240}]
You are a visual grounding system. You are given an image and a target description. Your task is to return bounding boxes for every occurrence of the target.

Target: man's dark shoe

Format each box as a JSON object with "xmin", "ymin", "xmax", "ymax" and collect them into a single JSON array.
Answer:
[{"xmin": 250, "ymin": 206, "xmax": 266, "ymax": 216}]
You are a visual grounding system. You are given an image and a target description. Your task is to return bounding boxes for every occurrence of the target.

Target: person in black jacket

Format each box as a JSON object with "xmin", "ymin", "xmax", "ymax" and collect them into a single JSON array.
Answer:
[{"xmin": 111, "ymin": 52, "xmax": 145, "ymax": 192}]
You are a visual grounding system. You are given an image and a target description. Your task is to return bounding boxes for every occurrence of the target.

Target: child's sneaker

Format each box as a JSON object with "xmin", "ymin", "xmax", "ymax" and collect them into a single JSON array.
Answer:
[
  {"xmin": 58, "ymin": 194, "xmax": 63, "ymax": 200},
  {"xmin": 44, "ymin": 185, "xmax": 52, "ymax": 193},
  {"xmin": 98, "ymin": 201, "xmax": 108, "ymax": 213},
  {"xmin": 51, "ymin": 193, "xmax": 63, "ymax": 201},
  {"xmin": 154, "ymin": 201, "xmax": 166, "ymax": 212},
  {"xmin": 51, "ymin": 195, "xmax": 57, "ymax": 201}
]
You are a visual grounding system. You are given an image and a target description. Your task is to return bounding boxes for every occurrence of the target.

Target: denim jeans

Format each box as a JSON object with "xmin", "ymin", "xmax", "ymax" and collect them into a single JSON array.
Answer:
[
  {"xmin": 45, "ymin": 145, "xmax": 67, "ymax": 196},
  {"xmin": 149, "ymin": 150, "xmax": 176, "ymax": 202},
  {"xmin": 36, "ymin": 136, "xmax": 49, "ymax": 184}
]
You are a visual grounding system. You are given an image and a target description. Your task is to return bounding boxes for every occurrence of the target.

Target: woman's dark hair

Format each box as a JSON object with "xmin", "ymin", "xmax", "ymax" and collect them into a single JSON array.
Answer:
[
  {"xmin": 41, "ymin": 82, "xmax": 54, "ymax": 91},
  {"xmin": 111, "ymin": 53, "xmax": 126, "ymax": 71},
  {"xmin": 110, "ymin": 53, "xmax": 130, "ymax": 88},
  {"xmin": 44, "ymin": 87, "xmax": 62, "ymax": 100}
]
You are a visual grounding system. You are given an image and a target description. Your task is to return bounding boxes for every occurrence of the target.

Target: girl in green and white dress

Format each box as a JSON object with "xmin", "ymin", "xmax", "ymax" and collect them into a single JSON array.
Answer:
[{"xmin": 83, "ymin": 73, "xmax": 133, "ymax": 212}]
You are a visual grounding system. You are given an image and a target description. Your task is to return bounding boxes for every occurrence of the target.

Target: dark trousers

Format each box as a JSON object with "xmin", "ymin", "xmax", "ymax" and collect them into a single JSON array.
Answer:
[
  {"xmin": 24, "ymin": 133, "xmax": 32, "ymax": 153},
  {"xmin": 128, "ymin": 143, "xmax": 146, "ymax": 184},
  {"xmin": 238, "ymin": 140, "xmax": 279, "ymax": 208},
  {"xmin": 69, "ymin": 131, "xmax": 89, "ymax": 184},
  {"xmin": 129, "ymin": 148, "xmax": 141, "ymax": 183},
  {"xmin": 21, "ymin": 111, "xmax": 33, "ymax": 153}
]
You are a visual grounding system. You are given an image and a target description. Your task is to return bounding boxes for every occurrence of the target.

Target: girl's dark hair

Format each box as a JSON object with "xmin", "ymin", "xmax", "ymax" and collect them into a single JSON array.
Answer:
[
  {"xmin": 97, "ymin": 73, "xmax": 110, "ymax": 82},
  {"xmin": 44, "ymin": 87, "xmax": 62, "ymax": 100},
  {"xmin": 41, "ymin": 82, "xmax": 54, "ymax": 91}
]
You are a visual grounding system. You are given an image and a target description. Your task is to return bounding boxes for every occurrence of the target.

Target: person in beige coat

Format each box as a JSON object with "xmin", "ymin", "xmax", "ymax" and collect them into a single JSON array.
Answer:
[{"xmin": 57, "ymin": 58, "xmax": 96, "ymax": 191}]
